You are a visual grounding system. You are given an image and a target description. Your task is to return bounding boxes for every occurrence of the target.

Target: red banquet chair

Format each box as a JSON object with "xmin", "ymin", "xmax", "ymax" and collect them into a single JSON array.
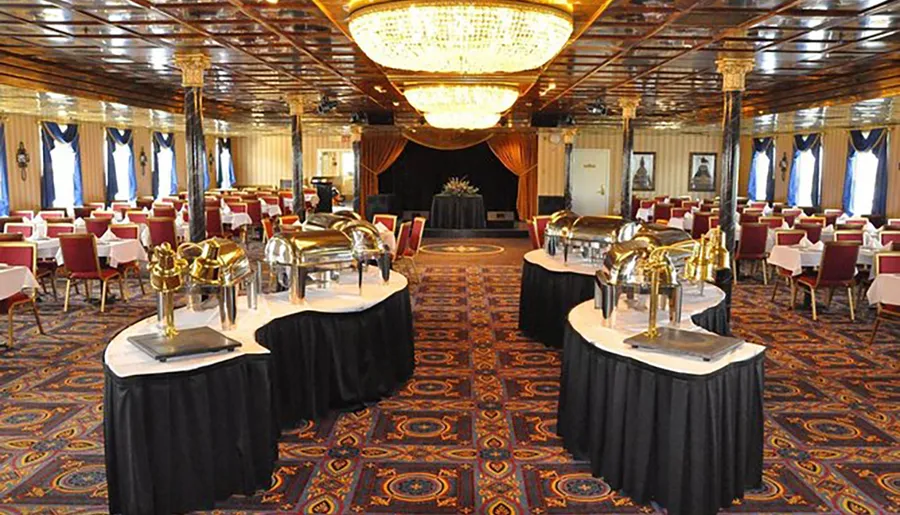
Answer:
[
  {"xmin": 59, "ymin": 233, "xmax": 126, "ymax": 313},
  {"xmin": 206, "ymin": 208, "xmax": 225, "ymax": 238},
  {"xmin": 11, "ymin": 210, "xmax": 34, "ymax": 220},
  {"xmin": 527, "ymin": 219, "xmax": 540, "ymax": 249},
  {"xmin": 781, "ymin": 209, "xmax": 802, "ymax": 227},
  {"xmin": 691, "ymin": 212, "xmax": 713, "ymax": 239},
  {"xmin": 245, "ymin": 199, "xmax": 263, "ymax": 240},
  {"xmin": 748, "ymin": 201, "xmax": 768, "ymax": 210},
  {"xmin": 734, "ymin": 223, "xmax": 770, "ymax": 284},
  {"xmin": 91, "ymin": 210, "xmax": 116, "ymax": 221},
  {"xmin": 654, "ymin": 203, "xmax": 672, "ymax": 223},
  {"xmin": 792, "ymin": 241, "xmax": 861, "ymax": 321},
  {"xmin": 109, "ymin": 224, "xmax": 145, "ymax": 295},
  {"xmin": 261, "ymin": 218, "xmax": 275, "ymax": 243},
  {"xmin": 394, "ymin": 221, "xmax": 411, "ymax": 260},
  {"xmin": 740, "ymin": 210, "xmax": 762, "ymax": 224},
  {"xmin": 279, "ymin": 215, "xmax": 300, "ymax": 228},
  {"xmin": 880, "ymin": 231, "xmax": 900, "ymax": 249},
  {"xmin": 39, "ymin": 210, "xmax": 66, "ymax": 219},
  {"xmin": 759, "ymin": 216, "xmax": 784, "ymax": 230},
  {"xmin": 795, "ymin": 223, "xmax": 823, "ymax": 244},
  {"xmin": 46, "ymin": 223, "xmax": 74, "ymax": 238},
  {"xmin": 73, "ymin": 206, "xmax": 97, "ymax": 219},
  {"xmin": 0, "ymin": 242, "xmax": 45, "ymax": 346},
  {"xmin": 834, "ymin": 230, "xmax": 864, "ymax": 244},
  {"xmin": 127, "ymin": 211, "xmax": 149, "ymax": 225},
  {"xmin": 148, "ymin": 217, "xmax": 178, "ymax": 249},
  {"xmin": 85, "ymin": 218, "xmax": 111, "ymax": 239},
  {"xmin": 395, "ymin": 217, "xmax": 425, "ymax": 283},
  {"xmin": 770, "ymin": 229, "xmax": 807, "ymax": 302},
  {"xmin": 153, "ymin": 206, "xmax": 176, "ymax": 218},
  {"xmin": 373, "ymin": 214, "xmax": 398, "ymax": 234},
  {"xmin": 671, "ymin": 207, "xmax": 689, "ymax": 219},
  {"xmin": 871, "ymin": 252, "xmax": 900, "ymax": 343},
  {"xmin": 5, "ymin": 223, "xmax": 33, "ymax": 238},
  {"xmin": 533, "ymin": 215, "xmax": 551, "ymax": 248}
]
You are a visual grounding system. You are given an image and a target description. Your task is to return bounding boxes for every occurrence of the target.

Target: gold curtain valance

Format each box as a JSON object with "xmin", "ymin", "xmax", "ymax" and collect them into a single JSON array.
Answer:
[{"xmin": 400, "ymin": 128, "xmax": 494, "ymax": 151}]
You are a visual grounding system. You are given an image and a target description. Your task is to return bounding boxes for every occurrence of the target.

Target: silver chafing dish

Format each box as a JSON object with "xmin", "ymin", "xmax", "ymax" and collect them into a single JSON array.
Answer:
[
  {"xmin": 265, "ymin": 214, "xmax": 392, "ymax": 303},
  {"xmin": 544, "ymin": 210, "xmax": 639, "ymax": 264}
]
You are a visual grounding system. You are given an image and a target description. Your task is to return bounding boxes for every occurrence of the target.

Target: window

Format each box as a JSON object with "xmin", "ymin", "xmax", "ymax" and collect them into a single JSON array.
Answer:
[
  {"xmin": 848, "ymin": 131, "xmax": 880, "ymax": 216},
  {"xmin": 109, "ymin": 138, "xmax": 133, "ymax": 201},
  {"xmin": 49, "ymin": 124, "xmax": 77, "ymax": 208},
  {"xmin": 156, "ymin": 146, "xmax": 174, "ymax": 198},
  {"xmin": 794, "ymin": 147, "xmax": 820, "ymax": 208},
  {"xmin": 219, "ymin": 145, "xmax": 233, "ymax": 189},
  {"xmin": 751, "ymin": 150, "xmax": 770, "ymax": 201}
]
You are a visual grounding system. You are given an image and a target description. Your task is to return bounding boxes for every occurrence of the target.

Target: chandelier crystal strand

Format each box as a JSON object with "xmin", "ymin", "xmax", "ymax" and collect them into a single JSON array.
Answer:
[
  {"xmin": 349, "ymin": 0, "xmax": 573, "ymax": 74},
  {"xmin": 404, "ymin": 84, "xmax": 520, "ymax": 114},
  {"xmin": 424, "ymin": 112, "xmax": 501, "ymax": 130}
]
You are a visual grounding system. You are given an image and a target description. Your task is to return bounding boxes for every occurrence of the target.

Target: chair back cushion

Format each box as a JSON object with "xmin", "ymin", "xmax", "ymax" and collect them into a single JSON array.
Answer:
[
  {"xmin": 760, "ymin": 216, "xmax": 783, "ymax": 229},
  {"xmin": 110, "ymin": 224, "xmax": 139, "ymax": 240},
  {"xmin": 0, "ymin": 233, "xmax": 25, "ymax": 242},
  {"xmin": 738, "ymin": 223, "xmax": 769, "ymax": 257},
  {"xmin": 11, "ymin": 210, "xmax": 34, "ymax": 220},
  {"xmin": 775, "ymin": 230, "xmax": 805, "ymax": 246},
  {"xmin": 834, "ymin": 230, "xmax": 863, "ymax": 243},
  {"xmin": 409, "ymin": 217, "xmax": 426, "ymax": 254},
  {"xmin": 876, "ymin": 253, "xmax": 900, "ymax": 275},
  {"xmin": 5, "ymin": 223, "xmax": 33, "ymax": 237},
  {"xmin": 880, "ymin": 231, "xmax": 900, "ymax": 246},
  {"xmin": 47, "ymin": 224, "xmax": 75, "ymax": 237},
  {"xmin": 671, "ymin": 207, "xmax": 689, "ymax": 219},
  {"xmin": 396, "ymin": 221, "xmax": 411, "ymax": 257},
  {"xmin": 230, "ymin": 203, "xmax": 248, "ymax": 214},
  {"xmin": 639, "ymin": 200, "xmax": 654, "ymax": 209},
  {"xmin": 59, "ymin": 234, "xmax": 99, "ymax": 274},
  {"xmin": 739, "ymin": 211, "xmax": 761, "ymax": 224},
  {"xmin": 153, "ymin": 206, "xmax": 176, "ymax": 218},
  {"xmin": 128, "ymin": 211, "xmax": 149, "ymax": 224},
  {"xmin": 818, "ymin": 242, "xmax": 860, "ymax": 284},
  {"xmin": 148, "ymin": 218, "xmax": 177, "ymax": 247},
  {"xmin": 280, "ymin": 215, "xmax": 300, "ymax": 227},
  {"xmin": 691, "ymin": 213, "xmax": 712, "ymax": 239},
  {"xmin": 534, "ymin": 216, "xmax": 551, "ymax": 247},
  {"xmin": 39, "ymin": 210, "xmax": 65, "ymax": 219},
  {"xmin": 206, "ymin": 208, "xmax": 224, "ymax": 237},
  {"xmin": 245, "ymin": 200, "xmax": 262, "ymax": 224},
  {"xmin": 654, "ymin": 203, "xmax": 672, "ymax": 221},
  {"xmin": 373, "ymin": 214, "xmax": 397, "ymax": 233},
  {"xmin": 0, "ymin": 242, "xmax": 36, "ymax": 271},
  {"xmin": 262, "ymin": 218, "xmax": 274, "ymax": 239},
  {"xmin": 85, "ymin": 218, "xmax": 111, "ymax": 238}
]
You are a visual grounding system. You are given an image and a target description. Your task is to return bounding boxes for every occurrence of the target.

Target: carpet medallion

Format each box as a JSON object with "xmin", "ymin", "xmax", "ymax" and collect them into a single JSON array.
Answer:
[
  {"xmin": 420, "ymin": 243, "xmax": 505, "ymax": 256},
  {"xmin": 0, "ymin": 260, "xmax": 899, "ymax": 513}
]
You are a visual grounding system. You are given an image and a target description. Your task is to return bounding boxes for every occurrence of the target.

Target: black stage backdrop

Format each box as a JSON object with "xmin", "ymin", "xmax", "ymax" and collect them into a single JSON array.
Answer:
[{"xmin": 379, "ymin": 141, "xmax": 518, "ymax": 214}]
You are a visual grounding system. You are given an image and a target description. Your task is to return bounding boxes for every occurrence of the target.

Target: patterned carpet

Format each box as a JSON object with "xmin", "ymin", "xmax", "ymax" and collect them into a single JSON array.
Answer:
[{"xmin": 1, "ymin": 259, "xmax": 900, "ymax": 514}]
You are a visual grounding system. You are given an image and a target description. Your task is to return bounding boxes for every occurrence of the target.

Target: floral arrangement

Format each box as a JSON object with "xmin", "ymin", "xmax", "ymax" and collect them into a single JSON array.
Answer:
[{"xmin": 442, "ymin": 176, "xmax": 479, "ymax": 196}]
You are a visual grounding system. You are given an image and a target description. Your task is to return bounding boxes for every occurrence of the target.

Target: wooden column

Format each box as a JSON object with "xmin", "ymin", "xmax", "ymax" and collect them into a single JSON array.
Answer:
[
  {"xmin": 716, "ymin": 53, "xmax": 754, "ymax": 321},
  {"xmin": 286, "ymin": 95, "xmax": 304, "ymax": 217},
  {"xmin": 618, "ymin": 97, "xmax": 639, "ymax": 220},
  {"xmin": 562, "ymin": 129, "xmax": 576, "ymax": 211},
  {"xmin": 174, "ymin": 53, "xmax": 211, "ymax": 243},
  {"xmin": 351, "ymin": 126, "xmax": 362, "ymax": 215}
]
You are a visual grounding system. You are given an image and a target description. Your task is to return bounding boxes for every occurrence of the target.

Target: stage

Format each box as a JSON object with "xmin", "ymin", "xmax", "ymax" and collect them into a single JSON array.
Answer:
[{"xmin": 424, "ymin": 221, "xmax": 529, "ymax": 239}]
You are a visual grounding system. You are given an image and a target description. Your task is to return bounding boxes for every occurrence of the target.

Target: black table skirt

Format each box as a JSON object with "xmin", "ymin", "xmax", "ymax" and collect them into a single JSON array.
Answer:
[
  {"xmin": 429, "ymin": 194, "xmax": 486, "ymax": 229},
  {"xmin": 255, "ymin": 287, "xmax": 415, "ymax": 428},
  {"xmin": 103, "ymin": 354, "xmax": 277, "ymax": 515},
  {"xmin": 557, "ymin": 323, "xmax": 765, "ymax": 515},
  {"xmin": 519, "ymin": 260, "xmax": 731, "ymax": 348}
]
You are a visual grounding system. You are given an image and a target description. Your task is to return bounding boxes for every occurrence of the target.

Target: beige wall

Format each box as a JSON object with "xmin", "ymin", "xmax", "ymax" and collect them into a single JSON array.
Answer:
[
  {"xmin": 231, "ymin": 129, "xmax": 351, "ymax": 189},
  {"xmin": 538, "ymin": 128, "xmax": 722, "ymax": 214},
  {"xmin": 1, "ymin": 113, "xmax": 221, "ymax": 210},
  {"xmin": 740, "ymin": 127, "xmax": 900, "ymax": 216}
]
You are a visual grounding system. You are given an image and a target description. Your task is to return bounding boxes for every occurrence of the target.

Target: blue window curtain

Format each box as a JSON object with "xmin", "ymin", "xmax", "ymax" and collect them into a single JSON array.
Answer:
[
  {"xmin": 152, "ymin": 131, "xmax": 177, "ymax": 197},
  {"xmin": 41, "ymin": 122, "xmax": 83, "ymax": 208},
  {"xmin": 786, "ymin": 133, "xmax": 821, "ymax": 208},
  {"xmin": 747, "ymin": 137, "xmax": 774, "ymax": 202},
  {"xmin": 842, "ymin": 128, "xmax": 888, "ymax": 216},
  {"xmin": 202, "ymin": 139, "xmax": 210, "ymax": 192},
  {"xmin": 217, "ymin": 138, "xmax": 235, "ymax": 188},
  {"xmin": 106, "ymin": 128, "xmax": 135, "ymax": 203},
  {"xmin": 0, "ymin": 122, "xmax": 9, "ymax": 216}
]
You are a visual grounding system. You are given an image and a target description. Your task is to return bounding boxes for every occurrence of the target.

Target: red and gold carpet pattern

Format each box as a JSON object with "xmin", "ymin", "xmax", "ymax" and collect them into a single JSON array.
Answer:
[{"xmin": 1, "ymin": 264, "xmax": 900, "ymax": 513}]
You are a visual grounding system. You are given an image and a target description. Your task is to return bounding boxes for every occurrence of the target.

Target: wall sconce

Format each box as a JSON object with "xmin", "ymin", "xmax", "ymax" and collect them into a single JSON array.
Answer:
[
  {"xmin": 139, "ymin": 147, "xmax": 148, "ymax": 176},
  {"xmin": 16, "ymin": 142, "xmax": 29, "ymax": 181},
  {"xmin": 208, "ymin": 151, "xmax": 215, "ymax": 169},
  {"xmin": 778, "ymin": 152, "xmax": 788, "ymax": 181}
]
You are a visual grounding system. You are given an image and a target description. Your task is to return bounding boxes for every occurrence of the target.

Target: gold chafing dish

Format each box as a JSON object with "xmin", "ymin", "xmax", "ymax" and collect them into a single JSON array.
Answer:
[
  {"xmin": 177, "ymin": 237, "xmax": 256, "ymax": 330},
  {"xmin": 543, "ymin": 210, "xmax": 639, "ymax": 264}
]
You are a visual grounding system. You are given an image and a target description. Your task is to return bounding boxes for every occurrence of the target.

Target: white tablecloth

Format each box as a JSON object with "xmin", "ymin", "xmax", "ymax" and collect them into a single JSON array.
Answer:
[
  {"xmin": 104, "ymin": 268, "xmax": 408, "ymax": 378},
  {"xmin": 569, "ymin": 300, "xmax": 764, "ymax": 375},
  {"xmin": 33, "ymin": 238, "xmax": 61, "ymax": 260},
  {"xmin": 767, "ymin": 245, "xmax": 875, "ymax": 276},
  {"xmin": 636, "ymin": 207, "xmax": 653, "ymax": 221},
  {"xmin": 0, "ymin": 265, "xmax": 39, "ymax": 300},
  {"xmin": 55, "ymin": 239, "xmax": 148, "ymax": 268},
  {"xmin": 667, "ymin": 213, "xmax": 694, "ymax": 232},
  {"xmin": 867, "ymin": 274, "xmax": 900, "ymax": 306},
  {"xmin": 524, "ymin": 249, "xmax": 599, "ymax": 276},
  {"xmin": 222, "ymin": 212, "xmax": 252, "ymax": 229}
]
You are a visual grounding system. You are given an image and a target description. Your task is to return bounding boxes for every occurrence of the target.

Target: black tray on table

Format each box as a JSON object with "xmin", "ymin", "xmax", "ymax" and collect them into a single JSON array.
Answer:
[
  {"xmin": 625, "ymin": 327, "xmax": 743, "ymax": 361},
  {"xmin": 128, "ymin": 326, "xmax": 242, "ymax": 362}
]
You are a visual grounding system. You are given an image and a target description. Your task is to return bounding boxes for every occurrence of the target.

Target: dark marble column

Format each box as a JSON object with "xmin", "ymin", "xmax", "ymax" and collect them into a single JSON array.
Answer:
[
  {"xmin": 291, "ymin": 114, "xmax": 303, "ymax": 216},
  {"xmin": 352, "ymin": 131, "xmax": 361, "ymax": 214},
  {"xmin": 618, "ymin": 97, "xmax": 639, "ymax": 220},
  {"xmin": 563, "ymin": 130, "xmax": 574, "ymax": 211},
  {"xmin": 175, "ymin": 53, "xmax": 210, "ymax": 243}
]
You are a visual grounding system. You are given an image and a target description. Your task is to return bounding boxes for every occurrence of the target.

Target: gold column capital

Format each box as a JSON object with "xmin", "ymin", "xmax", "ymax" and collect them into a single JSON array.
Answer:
[
  {"xmin": 173, "ymin": 53, "xmax": 211, "ymax": 88},
  {"xmin": 350, "ymin": 125, "xmax": 363, "ymax": 142},
  {"xmin": 618, "ymin": 96, "xmax": 640, "ymax": 120},
  {"xmin": 285, "ymin": 94, "xmax": 304, "ymax": 116},
  {"xmin": 716, "ymin": 55, "xmax": 755, "ymax": 92},
  {"xmin": 562, "ymin": 128, "xmax": 577, "ymax": 145}
]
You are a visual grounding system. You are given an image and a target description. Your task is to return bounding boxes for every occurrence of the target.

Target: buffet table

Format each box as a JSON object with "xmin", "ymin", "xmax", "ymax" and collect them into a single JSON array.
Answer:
[
  {"xmin": 519, "ymin": 250, "xmax": 730, "ymax": 347},
  {"xmin": 429, "ymin": 194, "xmax": 486, "ymax": 229},
  {"xmin": 557, "ymin": 301, "xmax": 765, "ymax": 515},
  {"xmin": 257, "ymin": 270, "xmax": 414, "ymax": 427},
  {"xmin": 103, "ymin": 268, "xmax": 413, "ymax": 515}
]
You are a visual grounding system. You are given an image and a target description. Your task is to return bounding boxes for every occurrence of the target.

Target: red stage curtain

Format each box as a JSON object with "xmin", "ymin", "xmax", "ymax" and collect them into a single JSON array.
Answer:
[
  {"xmin": 360, "ymin": 133, "xmax": 407, "ymax": 218},
  {"xmin": 487, "ymin": 133, "xmax": 538, "ymax": 221}
]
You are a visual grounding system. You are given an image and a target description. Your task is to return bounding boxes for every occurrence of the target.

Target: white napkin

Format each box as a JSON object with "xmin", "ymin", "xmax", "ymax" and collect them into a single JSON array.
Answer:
[
  {"xmin": 799, "ymin": 236, "xmax": 812, "ymax": 249},
  {"xmin": 781, "ymin": 220, "xmax": 790, "ymax": 229},
  {"xmin": 837, "ymin": 213, "xmax": 849, "ymax": 223},
  {"xmin": 822, "ymin": 225, "xmax": 835, "ymax": 235},
  {"xmin": 99, "ymin": 229, "xmax": 120, "ymax": 242},
  {"xmin": 222, "ymin": 203, "xmax": 232, "ymax": 215},
  {"xmin": 865, "ymin": 221, "xmax": 878, "ymax": 234},
  {"xmin": 33, "ymin": 213, "xmax": 45, "ymax": 224},
  {"xmin": 292, "ymin": 220, "xmax": 302, "ymax": 226},
  {"xmin": 763, "ymin": 205, "xmax": 773, "ymax": 216},
  {"xmin": 74, "ymin": 218, "xmax": 85, "ymax": 228},
  {"xmin": 799, "ymin": 212, "xmax": 809, "ymax": 219},
  {"xmin": 375, "ymin": 222, "xmax": 389, "ymax": 233}
]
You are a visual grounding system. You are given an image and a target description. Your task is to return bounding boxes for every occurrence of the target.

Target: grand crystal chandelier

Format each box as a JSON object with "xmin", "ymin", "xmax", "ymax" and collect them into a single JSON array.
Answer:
[
  {"xmin": 348, "ymin": 0, "xmax": 573, "ymax": 74},
  {"xmin": 404, "ymin": 84, "xmax": 518, "ymax": 129}
]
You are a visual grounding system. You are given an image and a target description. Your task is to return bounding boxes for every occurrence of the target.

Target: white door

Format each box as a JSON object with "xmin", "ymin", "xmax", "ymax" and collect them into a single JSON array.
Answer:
[{"xmin": 571, "ymin": 149, "xmax": 610, "ymax": 215}]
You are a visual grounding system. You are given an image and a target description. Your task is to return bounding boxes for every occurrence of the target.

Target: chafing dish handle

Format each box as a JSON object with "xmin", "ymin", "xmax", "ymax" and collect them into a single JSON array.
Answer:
[
  {"xmin": 593, "ymin": 272, "xmax": 616, "ymax": 320},
  {"xmin": 378, "ymin": 254, "xmax": 391, "ymax": 284}
]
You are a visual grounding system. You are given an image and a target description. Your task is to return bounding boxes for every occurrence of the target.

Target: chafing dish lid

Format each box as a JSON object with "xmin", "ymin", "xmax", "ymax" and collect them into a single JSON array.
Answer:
[
  {"xmin": 264, "ymin": 230, "xmax": 354, "ymax": 266},
  {"xmin": 181, "ymin": 237, "xmax": 251, "ymax": 286}
]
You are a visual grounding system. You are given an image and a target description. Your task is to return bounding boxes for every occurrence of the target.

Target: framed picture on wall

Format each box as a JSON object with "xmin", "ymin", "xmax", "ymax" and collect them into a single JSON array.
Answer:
[
  {"xmin": 631, "ymin": 152, "xmax": 656, "ymax": 191},
  {"xmin": 688, "ymin": 152, "xmax": 717, "ymax": 192}
]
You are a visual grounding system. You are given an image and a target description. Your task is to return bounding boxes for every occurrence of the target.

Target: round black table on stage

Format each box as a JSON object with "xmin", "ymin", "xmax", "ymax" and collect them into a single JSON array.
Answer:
[
  {"xmin": 519, "ymin": 249, "xmax": 733, "ymax": 347},
  {"xmin": 256, "ymin": 273, "xmax": 414, "ymax": 428},
  {"xmin": 103, "ymin": 270, "xmax": 414, "ymax": 515},
  {"xmin": 103, "ymin": 310, "xmax": 278, "ymax": 515},
  {"xmin": 429, "ymin": 193, "xmax": 486, "ymax": 229},
  {"xmin": 557, "ymin": 301, "xmax": 765, "ymax": 515}
]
